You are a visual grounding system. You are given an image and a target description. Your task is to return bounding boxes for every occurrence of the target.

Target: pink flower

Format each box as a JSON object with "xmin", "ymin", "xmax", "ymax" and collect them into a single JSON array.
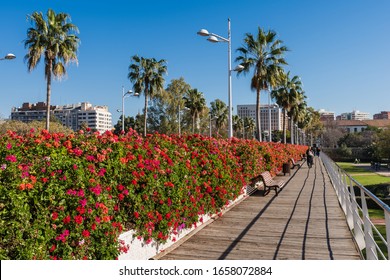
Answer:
[
  {"xmin": 5, "ymin": 155, "xmax": 17, "ymax": 162},
  {"xmin": 79, "ymin": 198, "xmax": 87, "ymax": 207},
  {"xmin": 97, "ymin": 168, "xmax": 106, "ymax": 177},
  {"xmin": 55, "ymin": 229, "xmax": 70, "ymax": 243},
  {"xmin": 89, "ymin": 185, "xmax": 102, "ymax": 196}
]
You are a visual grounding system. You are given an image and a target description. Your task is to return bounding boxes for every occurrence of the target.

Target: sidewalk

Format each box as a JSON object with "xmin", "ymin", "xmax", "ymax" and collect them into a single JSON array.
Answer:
[{"xmin": 156, "ymin": 157, "xmax": 361, "ymax": 260}]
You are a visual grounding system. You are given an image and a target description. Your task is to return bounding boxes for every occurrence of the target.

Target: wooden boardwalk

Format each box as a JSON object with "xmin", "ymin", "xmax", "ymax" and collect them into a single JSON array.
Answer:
[{"xmin": 156, "ymin": 156, "xmax": 361, "ymax": 260}]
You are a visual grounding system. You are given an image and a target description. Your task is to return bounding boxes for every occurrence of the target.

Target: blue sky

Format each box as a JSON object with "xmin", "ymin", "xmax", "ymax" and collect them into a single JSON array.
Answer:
[{"xmin": 1, "ymin": 0, "xmax": 389, "ymax": 123}]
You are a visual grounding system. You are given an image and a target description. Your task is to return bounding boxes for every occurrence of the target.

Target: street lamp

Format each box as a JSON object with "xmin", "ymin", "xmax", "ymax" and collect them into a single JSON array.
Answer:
[
  {"xmin": 0, "ymin": 53, "xmax": 16, "ymax": 61},
  {"xmin": 121, "ymin": 86, "xmax": 139, "ymax": 132},
  {"xmin": 197, "ymin": 19, "xmax": 243, "ymax": 139}
]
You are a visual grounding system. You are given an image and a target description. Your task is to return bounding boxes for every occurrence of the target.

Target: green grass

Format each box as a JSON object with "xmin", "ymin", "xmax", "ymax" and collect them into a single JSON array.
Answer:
[
  {"xmin": 368, "ymin": 209, "xmax": 385, "ymax": 219},
  {"xmin": 337, "ymin": 162, "xmax": 372, "ymax": 174},
  {"xmin": 336, "ymin": 162, "xmax": 390, "ymax": 186},
  {"xmin": 352, "ymin": 175, "xmax": 390, "ymax": 186}
]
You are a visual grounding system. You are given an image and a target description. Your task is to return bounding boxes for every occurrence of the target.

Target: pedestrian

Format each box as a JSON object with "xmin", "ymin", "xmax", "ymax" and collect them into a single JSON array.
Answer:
[{"xmin": 306, "ymin": 147, "xmax": 314, "ymax": 168}]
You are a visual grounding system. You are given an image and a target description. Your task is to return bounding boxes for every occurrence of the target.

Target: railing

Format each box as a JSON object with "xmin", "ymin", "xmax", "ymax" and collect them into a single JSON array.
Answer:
[{"xmin": 321, "ymin": 153, "xmax": 390, "ymax": 260}]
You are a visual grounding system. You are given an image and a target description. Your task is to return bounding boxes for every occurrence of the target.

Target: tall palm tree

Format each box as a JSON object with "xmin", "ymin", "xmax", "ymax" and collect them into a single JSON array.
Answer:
[
  {"xmin": 271, "ymin": 71, "xmax": 303, "ymax": 143},
  {"xmin": 24, "ymin": 9, "xmax": 80, "ymax": 131},
  {"xmin": 183, "ymin": 88, "xmax": 206, "ymax": 134},
  {"xmin": 236, "ymin": 27, "xmax": 288, "ymax": 141},
  {"xmin": 210, "ymin": 99, "xmax": 228, "ymax": 136},
  {"xmin": 128, "ymin": 55, "xmax": 167, "ymax": 137}
]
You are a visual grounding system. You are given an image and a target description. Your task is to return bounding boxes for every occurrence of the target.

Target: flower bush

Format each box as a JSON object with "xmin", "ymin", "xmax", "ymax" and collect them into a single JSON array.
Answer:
[{"xmin": 0, "ymin": 128, "xmax": 306, "ymax": 259}]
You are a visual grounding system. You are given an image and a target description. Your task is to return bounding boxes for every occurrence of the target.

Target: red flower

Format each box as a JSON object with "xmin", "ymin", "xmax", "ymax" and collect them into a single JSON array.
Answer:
[
  {"xmin": 82, "ymin": 230, "xmax": 90, "ymax": 237},
  {"xmin": 74, "ymin": 215, "xmax": 83, "ymax": 225},
  {"xmin": 49, "ymin": 245, "xmax": 56, "ymax": 252},
  {"xmin": 134, "ymin": 212, "xmax": 140, "ymax": 219},
  {"xmin": 52, "ymin": 212, "xmax": 58, "ymax": 221},
  {"xmin": 63, "ymin": 216, "xmax": 71, "ymax": 224}
]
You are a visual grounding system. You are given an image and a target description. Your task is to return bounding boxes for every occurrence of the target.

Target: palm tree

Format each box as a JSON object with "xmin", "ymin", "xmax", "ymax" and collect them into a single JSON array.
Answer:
[
  {"xmin": 183, "ymin": 88, "xmax": 206, "ymax": 134},
  {"xmin": 24, "ymin": 9, "xmax": 80, "ymax": 131},
  {"xmin": 288, "ymin": 90, "xmax": 307, "ymax": 144},
  {"xmin": 210, "ymin": 99, "xmax": 228, "ymax": 136},
  {"xmin": 236, "ymin": 27, "xmax": 288, "ymax": 141},
  {"xmin": 243, "ymin": 117, "xmax": 256, "ymax": 139},
  {"xmin": 271, "ymin": 71, "xmax": 303, "ymax": 143},
  {"xmin": 128, "ymin": 55, "xmax": 167, "ymax": 137},
  {"xmin": 232, "ymin": 115, "xmax": 244, "ymax": 138}
]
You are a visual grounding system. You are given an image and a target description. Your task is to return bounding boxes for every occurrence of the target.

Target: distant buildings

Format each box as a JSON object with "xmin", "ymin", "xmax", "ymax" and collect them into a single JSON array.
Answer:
[
  {"xmin": 373, "ymin": 111, "xmax": 390, "ymax": 120},
  {"xmin": 237, "ymin": 104, "xmax": 284, "ymax": 132},
  {"xmin": 337, "ymin": 110, "xmax": 370, "ymax": 121},
  {"xmin": 318, "ymin": 109, "xmax": 335, "ymax": 121},
  {"xmin": 11, "ymin": 102, "xmax": 112, "ymax": 133},
  {"xmin": 323, "ymin": 119, "xmax": 390, "ymax": 134}
]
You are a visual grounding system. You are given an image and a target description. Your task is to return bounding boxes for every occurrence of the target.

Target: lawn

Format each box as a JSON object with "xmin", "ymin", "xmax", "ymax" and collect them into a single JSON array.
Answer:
[{"xmin": 337, "ymin": 162, "xmax": 390, "ymax": 186}]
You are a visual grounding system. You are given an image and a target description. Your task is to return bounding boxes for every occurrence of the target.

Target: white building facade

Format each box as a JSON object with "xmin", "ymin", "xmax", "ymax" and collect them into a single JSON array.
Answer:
[
  {"xmin": 237, "ymin": 104, "xmax": 284, "ymax": 132},
  {"xmin": 338, "ymin": 110, "xmax": 370, "ymax": 121},
  {"xmin": 11, "ymin": 102, "xmax": 112, "ymax": 134}
]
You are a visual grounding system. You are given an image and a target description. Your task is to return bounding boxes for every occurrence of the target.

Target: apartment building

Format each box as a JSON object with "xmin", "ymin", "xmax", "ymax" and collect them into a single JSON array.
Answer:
[
  {"xmin": 237, "ymin": 104, "xmax": 283, "ymax": 132},
  {"xmin": 11, "ymin": 102, "xmax": 112, "ymax": 134},
  {"xmin": 373, "ymin": 111, "xmax": 390, "ymax": 120},
  {"xmin": 337, "ymin": 110, "xmax": 370, "ymax": 121}
]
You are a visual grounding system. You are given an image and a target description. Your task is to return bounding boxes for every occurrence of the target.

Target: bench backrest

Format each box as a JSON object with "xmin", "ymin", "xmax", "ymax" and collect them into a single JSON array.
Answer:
[{"xmin": 260, "ymin": 171, "xmax": 273, "ymax": 184}]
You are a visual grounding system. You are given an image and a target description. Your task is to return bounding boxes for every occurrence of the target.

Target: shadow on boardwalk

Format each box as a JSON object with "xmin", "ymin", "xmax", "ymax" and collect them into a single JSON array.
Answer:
[{"xmin": 156, "ymin": 157, "xmax": 361, "ymax": 260}]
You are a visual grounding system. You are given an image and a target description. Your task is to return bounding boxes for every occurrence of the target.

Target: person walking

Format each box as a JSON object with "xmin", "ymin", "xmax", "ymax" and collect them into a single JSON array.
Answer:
[{"xmin": 306, "ymin": 147, "xmax": 314, "ymax": 168}]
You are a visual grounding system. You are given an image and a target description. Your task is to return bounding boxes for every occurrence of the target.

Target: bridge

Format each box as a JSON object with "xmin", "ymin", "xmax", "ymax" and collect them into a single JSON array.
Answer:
[{"xmin": 154, "ymin": 155, "xmax": 389, "ymax": 260}]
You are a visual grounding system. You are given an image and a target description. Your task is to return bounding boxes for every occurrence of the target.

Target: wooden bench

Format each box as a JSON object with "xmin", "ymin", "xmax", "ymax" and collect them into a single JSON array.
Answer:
[
  {"xmin": 250, "ymin": 171, "xmax": 284, "ymax": 196},
  {"xmin": 289, "ymin": 158, "xmax": 300, "ymax": 169}
]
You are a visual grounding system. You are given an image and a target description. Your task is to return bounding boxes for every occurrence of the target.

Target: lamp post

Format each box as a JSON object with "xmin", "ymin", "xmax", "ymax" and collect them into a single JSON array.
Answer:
[
  {"xmin": 0, "ymin": 53, "xmax": 16, "ymax": 61},
  {"xmin": 121, "ymin": 86, "xmax": 139, "ymax": 132},
  {"xmin": 268, "ymin": 88, "xmax": 272, "ymax": 142},
  {"xmin": 197, "ymin": 19, "xmax": 243, "ymax": 139}
]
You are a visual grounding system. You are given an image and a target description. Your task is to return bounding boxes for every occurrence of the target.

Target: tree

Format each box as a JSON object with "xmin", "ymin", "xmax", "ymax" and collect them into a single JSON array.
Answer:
[
  {"xmin": 243, "ymin": 117, "xmax": 256, "ymax": 139},
  {"xmin": 165, "ymin": 78, "xmax": 191, "ymax": 134},
  {"xmin": 376, "ymin": 129, "xmax": 390, "ymax": 160},
  {"xmin": 210, "ymin": 99, "xmax": 228, "ymax": 136},
  {"xmin": 232, "ymin": 115, "xmax": 244, "ymax": 138},
  {"xmin": 113, "ymin": 115, "xmax": 135, "ymax": 135},
  {"xmin": 24, "ymin": 9, "xmax": 80, "ymax": 132},
  {"xmin": 302, "ymin": 107, "xmax": 323, "ymax": 146},
  {"xmin": 271, "ymin": 71, "xmax": 303, "ymax": 143},
  {"xmin": 128, "ymin": 55, "xmax": 167, "ymax": 137},
  {"xmin": 183, "ymin": 88, "xmax": 206, "ymax": 134},
  {"xmin": 236, "ymin": 27, "xmax": 288, "ymax": 141}
]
